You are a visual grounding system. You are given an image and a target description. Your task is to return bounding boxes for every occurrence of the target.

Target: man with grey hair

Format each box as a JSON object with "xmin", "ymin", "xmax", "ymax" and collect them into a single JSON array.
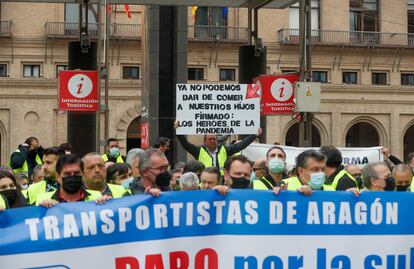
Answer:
[
  {"xmin": 179, "ymin": 172, "xmax": 200, "ymax": 190},
  {"xmin": 126, "ymin": 148, "xmax": 144, "ymax": 178},
  {"xmin": 361, "ymin": 162, "xmax": 390, "ymax": 192},
  {"xmin": 392, "ymin": 164, "xmax": 412, "ymax": 192},
  {"xmin": 130, "ymin": 148, "xmax": 171, "ymax": 195}
]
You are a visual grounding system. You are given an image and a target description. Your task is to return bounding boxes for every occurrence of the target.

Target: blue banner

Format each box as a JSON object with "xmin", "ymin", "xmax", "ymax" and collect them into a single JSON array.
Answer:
[{"xmin": 1, "ymin": 190, "xmax": 414, "ymax": 268}]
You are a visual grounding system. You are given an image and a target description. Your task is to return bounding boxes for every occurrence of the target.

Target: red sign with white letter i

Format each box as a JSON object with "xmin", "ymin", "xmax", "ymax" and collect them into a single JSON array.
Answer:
[
  {"xmin": 254, "ymin": 73, "xmax": 299, "ymax": 115},
  {"xmin": 58, "ymin": 70, "xmax": 99, "ymax": 111}
]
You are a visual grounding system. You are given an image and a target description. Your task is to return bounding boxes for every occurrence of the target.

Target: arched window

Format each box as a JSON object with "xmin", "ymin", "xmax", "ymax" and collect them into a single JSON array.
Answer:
[
  {"xmin": 285, "ymin": 123, "xmax": 321, "ymax": 147},
  {"xmin": 126, "ymin": 116, "xmax": 141, "ymax": 152},
  {"xmin": 403, "ymin": 124, "xmax": 414, "ymax": 162},
  {"xmin": 346, "ymin": 122, "xmax": 379, "ymax": 147}
]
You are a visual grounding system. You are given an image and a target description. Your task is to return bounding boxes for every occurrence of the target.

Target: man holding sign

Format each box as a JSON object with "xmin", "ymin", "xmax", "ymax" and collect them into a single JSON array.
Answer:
[
  {"xmin": 175, "ymin": 83, "xmax": 262, "ymax": 175},
  {"xmin": 175, "ymin": 124, "xmax": 261, "ymax": 176}
]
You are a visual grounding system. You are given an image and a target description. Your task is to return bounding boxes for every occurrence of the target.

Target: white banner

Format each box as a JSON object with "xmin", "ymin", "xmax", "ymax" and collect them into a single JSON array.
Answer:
[
  {"xmin": 176, "ymin": 84, "xmax": 260, "ymax": 135},
  {"xmin": 241, "ymin": 144, "xmax": 383, "ymax": 168}
]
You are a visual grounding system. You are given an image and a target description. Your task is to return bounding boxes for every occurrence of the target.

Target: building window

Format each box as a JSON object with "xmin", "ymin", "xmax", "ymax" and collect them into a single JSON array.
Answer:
[
  {"xmin": 408, "ymin": 0, "xmax": 414, "ymax": 45},
  {"xmin": 56, "ymin": 64, "xmax": 68, "ymax": 78},
  {"xmin": 401, "ymin": 73, "xmax": 414, "ymax": 85},
  {"xmin": 23, "ymin": 64, "xmax": 41, "ymax": 78},
  {"xmin": 343, "ymin": 71, "xmax": 358, "ymax": 84},
  {"xmin": 372, "ymin": 72, "xmax": 387, "ymax": 85},
  {"xmin": 123, "ymin": 66, "xmax": 140, "ymax": 79},
  {"xmin": 350, "ymin": 0, "xmax": 379, "ymax": 34},
  {"xmin": 0, "ymin": 64, "xmax": 7, "ymax": 77},
  {"xmin": 195, "ymin": 7, "xmax": 228, "ymax": 26},
  {"xmin": 188, "ymin": 67, "xmax": 204, "ymax": 80},
  {"xmin": 281, "ymin": 69, "xmax": 298, "ymax": 74},
  {"xmin": 219, "ymin": 68, "xmax": 236, "ymax": 81},
  {"xmin": 312, "ymin": 71, "xmax": 328, "ymax": 83},
  {"xmin": 289, "ymin": 0, "xmax": 320, "ymax": 31}
]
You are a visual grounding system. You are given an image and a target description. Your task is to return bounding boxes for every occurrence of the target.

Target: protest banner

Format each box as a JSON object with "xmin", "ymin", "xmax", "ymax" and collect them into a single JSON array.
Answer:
[
  {"xmin": 176, "ymin": 84, "xmax": 260, "ymax": 135},
  {"xmin": 0, "ymin": 190, "xmax": 413, "ymax": 268},
  {"xmin": 241, "ymin": 143, "xmax": 383, "ymax": 168}
]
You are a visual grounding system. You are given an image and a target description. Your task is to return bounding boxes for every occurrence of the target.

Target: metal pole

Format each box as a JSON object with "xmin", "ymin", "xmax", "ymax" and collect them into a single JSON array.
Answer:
[
  {"xmin": 96, "ymin": 0, "xmax": 102, "ymax": 152},
  {"xmin": 104, "ymin": 0, "xmax": 110, "ymax": 144},
  {"xmin": 298, "ymin": 0, "xmax": 313, "ymax": 147},
  {"xmin": 247, "ymin": 7, "xmax": 252, "ymax": 45}
]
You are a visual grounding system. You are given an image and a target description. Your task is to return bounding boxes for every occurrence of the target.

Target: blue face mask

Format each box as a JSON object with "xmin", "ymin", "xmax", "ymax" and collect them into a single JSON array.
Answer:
[
  {"xmin": 250, "ymin": 173, "xmax": 257, "ymax": 181},
  {"xmin": 307, "ymin": 171, "xmax": 326, "ymax": 190},
  {"xmin": 121, "ymin": 177, "xmax": 134, "ymax": 189},
  {"xmin": 109, "ymin": 147, "xmax": 120, "ymax": 158},
  {"xmin": 269, "ymin": 158, "xmax": 285, "ymax": 173}
]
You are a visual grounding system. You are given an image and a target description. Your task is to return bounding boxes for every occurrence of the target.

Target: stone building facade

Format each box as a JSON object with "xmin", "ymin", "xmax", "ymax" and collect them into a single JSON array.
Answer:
[{"xmin": 0, "ymin": 1, "xmax": 414, "ymax": 165}]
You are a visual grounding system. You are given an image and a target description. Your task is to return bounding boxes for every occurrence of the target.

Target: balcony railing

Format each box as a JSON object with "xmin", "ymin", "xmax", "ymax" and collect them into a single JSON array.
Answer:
[
  {"xmin": 278, "ymin": 28, "xmax": 414, "ymax": 48},
  {"xmin": 45, "ymin": 22, "xmax": 141, "ymax": 40},
  {"xmin": 0, "ymin": 21, "xmax": 13, "ymax": 37},
  {"xmin": 188, "ymin": 25, "xmax": 248, "ymax": 43}
]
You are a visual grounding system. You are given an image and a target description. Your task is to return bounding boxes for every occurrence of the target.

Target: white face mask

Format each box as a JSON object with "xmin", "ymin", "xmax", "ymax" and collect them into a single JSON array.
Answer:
[{"xmin": 21, "ymin": 184, "xmax": 29, "ymax": 190}]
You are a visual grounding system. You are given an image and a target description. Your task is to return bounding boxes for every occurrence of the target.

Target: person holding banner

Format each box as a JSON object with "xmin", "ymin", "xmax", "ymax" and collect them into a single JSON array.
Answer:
[
  {"xmin": 320, "ymin": 146, "xmax": 358, "ymax": 191},
  {"xmin": 131, "ymin": 148, "xmax": 172, "ymax": 196},
  {"xmin": 361, "ymin": 162, "xmax": 390, "ymax": 192},
  {"xmin": 176, "ymin": 124, "xmax": 261, "ymax": 175},
  {"xmin": 36, "ymin": 154, "xmax": 110, "ymax": 207},
  {"xmin": 280, "ymin": 150, "xmax": 334, "ymax": 195},
  {"xmin": 223, "ymin": 155, "xmax": 252, "ymax": 189},
  {"xmin": 82, "ymin": 153, "xmax": 130, "ymax": 198}
]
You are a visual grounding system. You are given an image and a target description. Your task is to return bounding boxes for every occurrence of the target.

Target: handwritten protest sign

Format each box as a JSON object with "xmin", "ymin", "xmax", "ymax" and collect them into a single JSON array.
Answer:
[{"xmin": 176, "ymin": 84, "xmax": 260, "ymax": 135}]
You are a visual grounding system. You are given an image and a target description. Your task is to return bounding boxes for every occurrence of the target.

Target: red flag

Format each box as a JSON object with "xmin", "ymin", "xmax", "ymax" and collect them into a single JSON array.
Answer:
[
  {"xmin": 124, "ymin": 4, "xmax": 132, "ymax": 19},
  {"xmin": 245, "ymin": 84, "xmax": 261, "ymax": 99}
]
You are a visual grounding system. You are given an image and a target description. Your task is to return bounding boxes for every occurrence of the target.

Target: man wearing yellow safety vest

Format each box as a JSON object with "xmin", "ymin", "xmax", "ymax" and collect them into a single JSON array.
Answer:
[
  {"xmin": 101, "ymin": 138, "xmax": 126, "ymax": 163},
  {"xmin": 82, "ymin": 152, "xmax": 129, "ymax": 198},
  {"xmin": 320, "ymin": 146, "xmax": 358, "ymax": 190},
  {"xmin": 9, "ymin": 137, "xmax": 43, "ymax": 178},
  {"xmin": 278, "ymin": 150, "xmax": 334, "ymax": 194},
  {"xmin": 36, "ymin": 154, "xmax": 111, "ymax": 207},
  {"xmin": 27, "ymin": 147, "xmax": 65, "ymax": 205},
  {"xmin": 176, "ymin": 126, "xmax": 261, "ymax": 175},
  {"xmin": 253, "ymin": 146, "xmax": 289, "ymax": 190}
]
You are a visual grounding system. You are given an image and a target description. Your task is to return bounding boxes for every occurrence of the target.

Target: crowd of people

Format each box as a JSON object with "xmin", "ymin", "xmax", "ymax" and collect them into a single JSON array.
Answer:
[{"xmin": 0, "ymin": 131, "xmax": 412, "ymax": 211}]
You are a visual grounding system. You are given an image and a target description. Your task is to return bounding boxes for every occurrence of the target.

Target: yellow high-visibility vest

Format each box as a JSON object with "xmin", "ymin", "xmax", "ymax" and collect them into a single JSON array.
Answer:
[{"xmin": 198, "ymin": 146, "xmax": 227, "ymax": 175}]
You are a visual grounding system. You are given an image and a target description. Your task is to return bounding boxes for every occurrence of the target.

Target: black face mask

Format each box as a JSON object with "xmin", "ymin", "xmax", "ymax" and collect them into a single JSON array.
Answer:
[
  {"xmin": 396, "ymin": 184, "xmax": 410, "ymax": 192},
  {"xmin": 62, "ymin": 175, "xmax": 83, "ymax": 194},
  {"xmin": 1, "ymin": 189, "xmax": 18, "ymax": 205},
  {"xmin": 155, "ymin": 171, "xmax": 171, "ymax": 187},
  {"xmin": 231, "ymin": 176, "xmax": 250, "ymax": 189},
  {"xmin": 384, "ymin": 177, "xmax": 396, "ymax": 191}
]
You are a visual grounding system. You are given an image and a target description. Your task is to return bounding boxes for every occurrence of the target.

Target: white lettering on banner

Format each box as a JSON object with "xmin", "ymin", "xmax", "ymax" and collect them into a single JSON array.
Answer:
[
  {"xmin": 170, "ymin": 203, "xmax": 184, "ymax": 227},
  {"xmin": 306, "ymin": 201, "xmax": 398, "ymax": 225},
  {"xmin": 63, "ymin": 214, "xmax": 79, "ymax": 238},
  {"xmin": 80, "ymin": 211, "xmax": 98, "ymax": 236},
  {"xmin": 176, "ymin": 84, "xmax": 260, "ymax": 135},
  {"xmin": 23, "ymin": 200, "xmax": 398, "ymax": 242}
]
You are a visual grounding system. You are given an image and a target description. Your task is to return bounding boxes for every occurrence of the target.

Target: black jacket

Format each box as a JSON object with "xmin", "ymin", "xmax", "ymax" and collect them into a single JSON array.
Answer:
[{"xmin": 10, "ymin": 145, "xmax": 44, "ymax": 177}]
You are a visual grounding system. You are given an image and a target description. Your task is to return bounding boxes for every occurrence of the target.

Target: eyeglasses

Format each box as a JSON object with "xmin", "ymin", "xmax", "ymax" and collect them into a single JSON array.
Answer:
[
  {"xmin": 149, "ymin": 165, "xmax": 169, "ymax": 173},
  {"xmin": 252, "ymin": 168, "xmax": 265, "ymax": 172}
]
